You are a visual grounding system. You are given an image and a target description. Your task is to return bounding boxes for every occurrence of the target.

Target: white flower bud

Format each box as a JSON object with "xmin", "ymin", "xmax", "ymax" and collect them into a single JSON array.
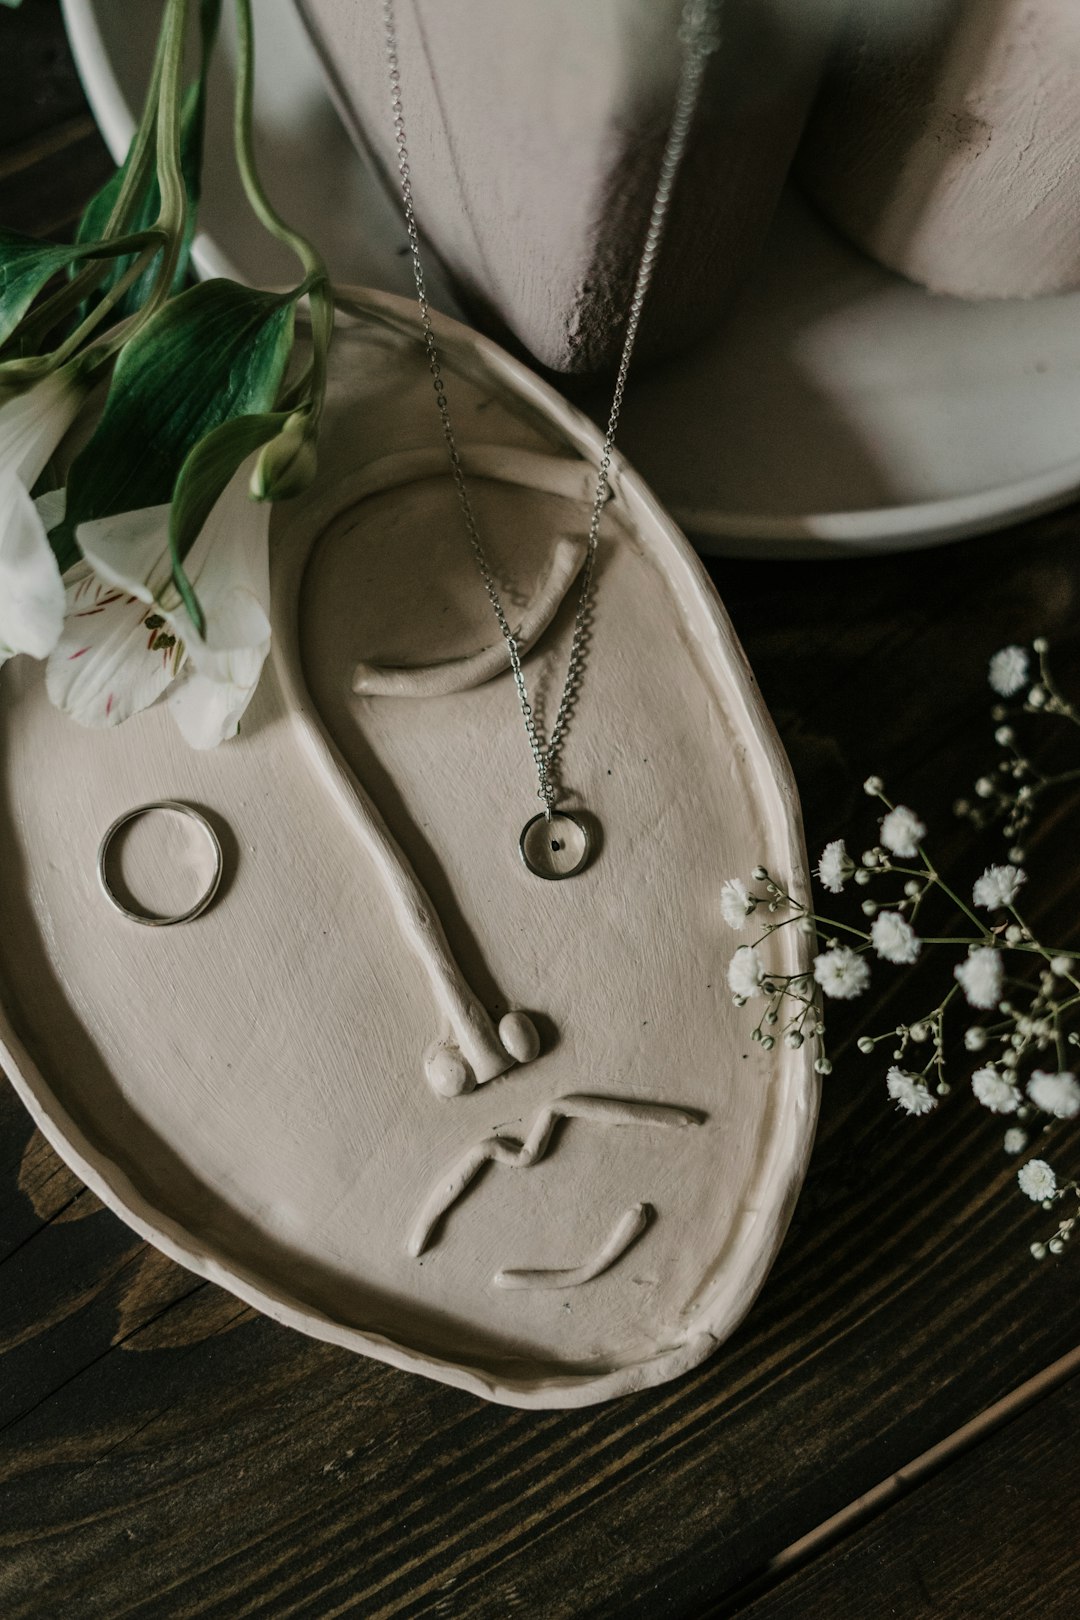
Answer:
[
  {"xmin": 995, "ymin": 726, "xmax": 1015, "ymax": 746},
  {"xmin": 854, "ymin": 869, "xmax": 871, "ymax": 886},
  {"xmin": 1005, "ymin": 925, "xmax": 1023, "ymax": 944},
  {"xmin": 863, "ymin": 776, "xmax": 884, "ymax": 796},
  {"xmin": 1051, "ymin": 956, "xmax": 1072, "ymax": 977},
  {"xmin": 1050, "ymin": 1238, "xmax": 1065, "ymax": 1254},
  {"xmin": 904, "ymin": 880, "xmax": 920, "ymax": 898},
  {"xmin": 857, "ymin": 1036, "xmax": 874, "ymax": 1054},
  {"xmin": 861, "ymin": 899, "xmax": 877, "ymax": 917},
  {"xmin": 909, "ymin": 1023, "xmax": 929, "ymax": 1043},
  {"xmin": 1008, "ymin": 848, "xmax": 1026, "ymax": 864},
  {"xmin": 1033, "ymin": 636, "xmax": 1048, "ymax": 653},
  {"xmin": 1030, "ymin": 1242, "xmax": 1047, "ymax": 1260},
  {"xmin": 250, "ymin": 410, "xmax": 319, "ymax": 501},
  {"xmin": 1028, "ymin": 686, "xmax": 1047, "ymax": 708},
  {"xmin": 975, "ymin": 777, "xmax": 995, "ymax": 798},
  {"xmin": 785, "ymin": 1030, "xmax": 803, "ymax": 1049},
  {"xmin": 752, "ymin": 865, "xmax": 768, "ymax": 881},
  {"xmin": 964, "ymin": 1026, "xmax": 987, "ymax": 1051},
  {"xmin": 814, "ymin": 1057, "xmax": 832, "ymax": 1075}
]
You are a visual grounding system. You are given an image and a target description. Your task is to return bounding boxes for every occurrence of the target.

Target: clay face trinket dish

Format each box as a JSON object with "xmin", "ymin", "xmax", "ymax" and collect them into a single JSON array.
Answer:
[
  {"xmin": 0, "ymin": 288, "xmax": 820, "ymax": 1407},
  {"xmin": 0, "ymin": 0, "xmax": 818, "ymax": 1408}
]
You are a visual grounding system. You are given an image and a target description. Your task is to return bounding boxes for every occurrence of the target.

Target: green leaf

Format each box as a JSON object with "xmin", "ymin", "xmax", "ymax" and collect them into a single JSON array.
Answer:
[
  {"xmin": 74, "ymin": 0, "xmax": 222, "ymax": 322},
  {"xmin": 0, "ymin": 227, "xmax": 113, "ymax": 348},
  {"xmin": 51, "ymin": 278, "xmax": 297, "ymax": 573},
  {"xmin": 167, "ymin": 411, "xmax": 286, "ymax": 632}
]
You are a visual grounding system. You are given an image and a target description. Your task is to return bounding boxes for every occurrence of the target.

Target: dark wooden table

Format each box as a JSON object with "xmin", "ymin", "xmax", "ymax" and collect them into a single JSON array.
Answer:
[{"xmin": 3, "ymin": 4, "xmax": 1079, "ymax": 1615}]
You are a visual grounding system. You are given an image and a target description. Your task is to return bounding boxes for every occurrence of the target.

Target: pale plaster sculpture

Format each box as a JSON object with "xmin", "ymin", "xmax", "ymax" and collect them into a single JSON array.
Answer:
[
  {"xmin": 799, "ymin": 0, "xmax": 1080, "ymax": 299},
  {"xmin": 0, "ymin": 290, "xmax": 817, "ymax": 1406},
  {"xmin": 296, "ymin": 0, "xmax": 844, "ymax": 374}
]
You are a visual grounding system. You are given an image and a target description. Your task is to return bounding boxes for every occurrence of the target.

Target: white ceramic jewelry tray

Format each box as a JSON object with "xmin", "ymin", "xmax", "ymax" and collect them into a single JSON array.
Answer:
[{"xmin": 0, "ymin": 291, "xmax": 818, "ymax": 1407}]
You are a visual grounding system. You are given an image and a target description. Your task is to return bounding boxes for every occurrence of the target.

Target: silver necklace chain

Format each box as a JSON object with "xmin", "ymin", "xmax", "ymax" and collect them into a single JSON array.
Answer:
[{"xmin": 384, "ymin": 0, "xmax": 721, "ymax": 818}]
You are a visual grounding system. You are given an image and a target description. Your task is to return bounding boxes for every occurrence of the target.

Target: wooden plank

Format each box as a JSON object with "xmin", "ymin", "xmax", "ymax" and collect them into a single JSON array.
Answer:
[
  {"xmin": 2, "ymin": 5, "xmax": 1080, "ymax": 1618},
  {"xmin": 737, "ymin": 1371, "xmax": 1080, "ymax": 1620}
]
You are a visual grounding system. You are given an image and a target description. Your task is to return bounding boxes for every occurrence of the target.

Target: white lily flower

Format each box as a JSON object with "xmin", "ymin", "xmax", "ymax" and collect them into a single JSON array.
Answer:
[
  {"xmin": 46, "ymin": 452, "xmax": 270, "ymax": 748},
  {"xmin": 0, "ymin": 365, "xmax": 87, "ymax": 666}
]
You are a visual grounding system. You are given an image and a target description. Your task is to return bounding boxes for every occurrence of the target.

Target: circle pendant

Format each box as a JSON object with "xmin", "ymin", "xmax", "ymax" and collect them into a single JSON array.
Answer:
[{"xmin": 519, "ymin": 810, "xmax": 593, "ymax": 880}]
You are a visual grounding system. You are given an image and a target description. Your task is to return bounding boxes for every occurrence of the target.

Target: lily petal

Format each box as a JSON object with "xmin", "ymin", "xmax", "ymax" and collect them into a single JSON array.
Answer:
[
  {"xmin": 0, "ymin": 474, "xmax": 65, "ymax": 664},
  {"xmin": 166, "ymin": 666, "xmax": 256, "ymax": 749},
  {"xmin": 0, "ymin": 364, "xmax": 87, "ymax": 488},
  {"xmin": 76, "ymin": 502, "xmax": 174, "ymax": 605},
  {"xmin": 46, "ymin": 564, "xmax": 185, "ymax": 728},
  {"xmin": 162, "ymin": 454, "xmax": 271, "ymax": 745}
]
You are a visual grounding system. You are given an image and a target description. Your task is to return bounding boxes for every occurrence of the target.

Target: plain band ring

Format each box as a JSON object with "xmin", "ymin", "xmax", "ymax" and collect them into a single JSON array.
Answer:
[{"xmin": 97, "ymin": 800, "xmax": 223, "ymax": 927}]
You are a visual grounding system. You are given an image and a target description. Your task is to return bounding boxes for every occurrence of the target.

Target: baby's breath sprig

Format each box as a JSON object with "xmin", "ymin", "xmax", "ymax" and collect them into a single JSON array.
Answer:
[
  {"xmin": 723, "ymin": 640, "xmax": 1080, "ymax": 1260},
  {"xmin": 957, "ymin": 638, "xmax": 1080, "ymax": 848}
]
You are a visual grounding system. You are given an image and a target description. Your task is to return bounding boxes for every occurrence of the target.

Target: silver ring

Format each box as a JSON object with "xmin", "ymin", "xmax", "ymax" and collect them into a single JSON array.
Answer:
[{"xmin": 97, "ymin": 800, "xmax": 223, "ymax": 926}]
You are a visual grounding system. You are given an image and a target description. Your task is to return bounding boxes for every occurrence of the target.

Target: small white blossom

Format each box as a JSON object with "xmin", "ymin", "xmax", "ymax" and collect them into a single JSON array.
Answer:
[
  {"xmin": 1017, "ymin": 1159, "xmax": 1057, "ymax": 1202},
  {"xmin": 863, "ymin": 776, "xmax": 883, "ymax": 796},
  {"xmin": 879, "ymin": 805, "xmax": 926, "ymax": 858},
  {"xmin": 0, "ymin": 365, "xmax": 89, "ymax": 667},
  {"xmin": 886, "ymin": 1067, "xmax": 937, "ymax": 1116},
  {"xmin": 1050, "ymin": 956, "xmax": 1073, "ymax": 978},
  {"xmin": 971, "ymin": 1065, "xmax": 1021, "ymax": 1115},
  {"xmin": 816, "ymin": 838, "xmax": 853, "ymax": 895},
  {"xmin": 727, "ymin": 945, "xmax": 765, "ymax": 999},
  {"xmin": 989, "ymin": 645, "xmax": 1029, "ymax": 697},
  {"xmin": 870, "ymin": 910, "xmax": 921, "ymax": 965},
  {"xmin": 964, "ymin": 1026, "xmax": 988, "ymax": 1052},
  {"xmin": 954, "ymin": 948, "xmax": 1004, "ymax": 1010},
  {"xmin": 720, "ymin": 877, "xmax": 753, "ymax": 929},
  {"xmin": 1026, "ymin": 1070, "xmax": 1080, "ymax": 1120},
  {"xmin": 1004, "ymin": 1128, "xmax": 1028, "ymax": 1155},
  {"xmin": 972, "ymin": 864, "xmax": 1026, "ymax": 910},
  {"xmin": 813, "ymin": 945, "xmax": 870, "ymax": 1001}
]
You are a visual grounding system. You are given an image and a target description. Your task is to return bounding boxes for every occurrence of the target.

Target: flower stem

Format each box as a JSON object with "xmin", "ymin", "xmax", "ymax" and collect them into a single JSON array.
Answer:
[{"xmin": 233, "ymin": 0, "xmax": 332, "ymax": 428}]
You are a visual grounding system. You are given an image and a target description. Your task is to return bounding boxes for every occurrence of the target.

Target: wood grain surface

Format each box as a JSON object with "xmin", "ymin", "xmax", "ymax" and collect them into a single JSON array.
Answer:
[
  {"xmin": 2, "ymin": 3, "xmax": 1079, "ymax": 1616},
  {"xmin": 739, "ymin": 1370, "xmax": 1080, "ymax": 1620}
]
